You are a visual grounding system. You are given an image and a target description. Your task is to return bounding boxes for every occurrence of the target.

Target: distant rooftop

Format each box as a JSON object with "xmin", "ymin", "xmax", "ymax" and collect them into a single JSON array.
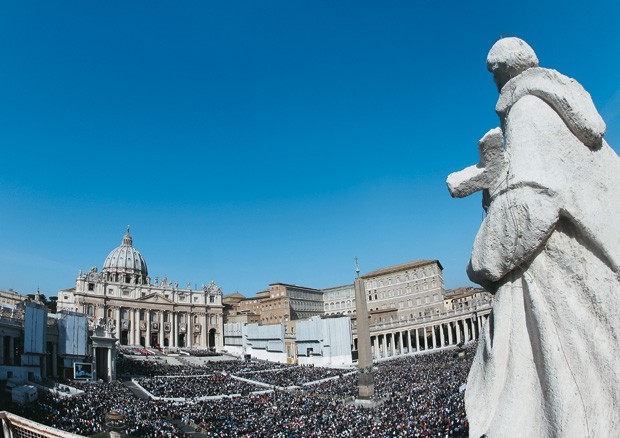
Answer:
[{"xmin": 361, "ymin": 260, "xmax": 442, "ymax": 279}]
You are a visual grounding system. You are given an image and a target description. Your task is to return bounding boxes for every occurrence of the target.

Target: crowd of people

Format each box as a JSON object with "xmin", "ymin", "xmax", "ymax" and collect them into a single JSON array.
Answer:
[
  {"xmin": 10, "ymin": 381, "xmax": 183, "ymax": 437},
  {"xmin": 137, "ymin": 374, "xmax": 261, "ymax": 399},
  {"xmin": 238, "ymin": 365, "xmax": 350, "ymax": 388},
  {"xmin": 8, "ymin": 345, "xmax": 474, "ymax": 437}
]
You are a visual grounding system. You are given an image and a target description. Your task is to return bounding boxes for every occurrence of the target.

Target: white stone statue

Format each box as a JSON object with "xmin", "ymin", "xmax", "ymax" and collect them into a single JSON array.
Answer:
[{"xmin": 447, "ymin": 37, "xmax": 620, "ymax": 437}]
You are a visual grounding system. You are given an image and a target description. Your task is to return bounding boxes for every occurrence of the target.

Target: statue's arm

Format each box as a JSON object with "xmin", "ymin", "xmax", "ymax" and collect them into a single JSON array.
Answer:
[{"xmin": 467, "ymin": 186, "xmax": 559, "ymax": 289}]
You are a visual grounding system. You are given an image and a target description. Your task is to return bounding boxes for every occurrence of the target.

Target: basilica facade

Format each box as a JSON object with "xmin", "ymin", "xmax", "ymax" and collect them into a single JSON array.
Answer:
[{"xmin": 57, "ymin": 228, "xmax": 224, "ymax": 350}]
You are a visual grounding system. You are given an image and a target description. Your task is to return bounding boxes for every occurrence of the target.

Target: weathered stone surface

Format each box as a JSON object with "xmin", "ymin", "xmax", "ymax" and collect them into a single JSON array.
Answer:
[{"xmin": 448, "ymin": 37, "xmax": 620, "ymax": 437}]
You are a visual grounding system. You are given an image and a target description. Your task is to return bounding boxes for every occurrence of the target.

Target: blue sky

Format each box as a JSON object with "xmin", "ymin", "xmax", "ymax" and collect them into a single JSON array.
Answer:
[{"xmin": 1, "ymin": 1, "xmax": 619, "ymax": 298}]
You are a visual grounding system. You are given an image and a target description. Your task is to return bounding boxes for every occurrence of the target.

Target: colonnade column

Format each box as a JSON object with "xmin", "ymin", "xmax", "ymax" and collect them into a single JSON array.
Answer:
[
  {"xmin": 413, "ymin": 328, "xmax": 418, "ymax": 351},
  {"xmin": 439, "ymin": 324, "xmax": 445, "ymax": 348},
  {"xmin": 448, "ymin": 322, "xmax": 453, "ymax": 345},
  {"xmin": 431, "ymin": 326, "xmax": 437, "ymax": 349},
  {"xmin": 471, "ymin": 318, "xmax": 478, "ymax": 341},
  {"xmin": 423, "ymin": 329, "xmax": 428, "ymax": 350},
  {"xmin": 463, "ymin": 318, "xmax": 469, "ymax": 342},
  {"xmin": 399, "ymin": 331, "xmax": 404, "ymax": 355},
  {"xmin": 407, "ymin": 330, "xmax": 412, "ymax": 354}
]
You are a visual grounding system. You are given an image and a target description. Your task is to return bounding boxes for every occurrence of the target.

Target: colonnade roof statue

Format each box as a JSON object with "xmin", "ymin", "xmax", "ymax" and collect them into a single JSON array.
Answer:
[{"xmin": 447, "ymin": 37, "xmax": 620, "ymax": 437}]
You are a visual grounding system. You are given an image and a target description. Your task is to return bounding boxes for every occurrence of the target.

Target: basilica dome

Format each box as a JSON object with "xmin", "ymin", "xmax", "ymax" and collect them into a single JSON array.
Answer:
[{"xmin": 102, "ymin": 227, "xmax": 148, "ymax": 284}]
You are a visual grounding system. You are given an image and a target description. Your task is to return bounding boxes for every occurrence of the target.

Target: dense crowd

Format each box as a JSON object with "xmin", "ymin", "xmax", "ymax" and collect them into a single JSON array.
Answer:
[
  {"xmin": 238, "ymin": 365, "xmax": 350, "ymax": 388},
  {"xmin": 9, "ymin": 345, "xmax": 474, "ymax": 437},
  {"xmin": 137, "ymin": 374, "xmax": 261, "ymax": 398},
  {"xmin": 10, "ymin": 381, "xmax": 186, "ymax": 437}
]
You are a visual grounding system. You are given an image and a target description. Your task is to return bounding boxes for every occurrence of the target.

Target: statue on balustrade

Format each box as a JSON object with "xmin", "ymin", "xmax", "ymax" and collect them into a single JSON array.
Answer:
[{"xmin": 447, "ymin": 37, "xmax": 620, "ymax": 437}]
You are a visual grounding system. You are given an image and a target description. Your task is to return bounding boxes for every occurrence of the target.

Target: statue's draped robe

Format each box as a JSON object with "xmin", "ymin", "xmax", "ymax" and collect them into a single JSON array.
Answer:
[{"xmin": 465, "ymin": 68, "xmax": 620, "ymax": 438}]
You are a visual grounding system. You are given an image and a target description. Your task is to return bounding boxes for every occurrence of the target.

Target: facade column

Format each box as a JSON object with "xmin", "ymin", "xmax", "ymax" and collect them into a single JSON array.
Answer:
[
  {"xmin": 187, "ymin": 313, "xmax": 193, "ymax": 349},
  {"xmin": 0, "ymin": 335, "xmax": 4, "ymax": 365},
  {"xmin": 146, "ymin": 311, "xmax": 151, "ymax": 347},
  {"xmin": 477, "ymin": 314, "xmax": 483, "ymax": 334},
  {"xmin": 456, "ymin": 321, "xmax": 461, "ymax": 344},
  {"xmin": 128, "ymin": 309, "xmax": 133, "ymax": 345},
  {"xmin": 130, "ymin": 308, "xmax": 136, "ymax": 345},
  {"xmin": 202, "ymin": 313, "xmax": 208, "ymax": 348},
  {"xmin": 431, "ymin": 325, "xmax": 437, "ymax": 349},
  {"xmin": 372, "ymin": 336, "xmax": 379, "ymax": 358},
  {"xmin": 172, "ymin": 312, "xmax": 177, "ymax": 348},
  {"xmin": 423, "ymin": 328, "xmax": 428, "ymax": 350},
  {"xmin": 135, "ymin": 308, "xmax": 141, "ymax": 346},
  {"xmin": 116, "ymin": 307, "xmax": 122, "ymax": 343},
  {"xmin": 399, "ymin": 331, "xmax": 404, "ymax": 355},
  {"xmin": 414, "ymin": 328, "xmax": 419, "ymax": 351},
  {"xmin": 158, "ymin": 311, "xmax": 165, "ymax": 347},
  {"xmin": 448, "ymin": 322, "xmax": 453, "ymax": 345}
]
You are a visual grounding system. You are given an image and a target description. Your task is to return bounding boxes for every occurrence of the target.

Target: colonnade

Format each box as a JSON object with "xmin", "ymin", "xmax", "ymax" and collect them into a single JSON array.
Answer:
[{"xmin": 366, "ymin": 313, "xmax": 488, "ymax": 359}]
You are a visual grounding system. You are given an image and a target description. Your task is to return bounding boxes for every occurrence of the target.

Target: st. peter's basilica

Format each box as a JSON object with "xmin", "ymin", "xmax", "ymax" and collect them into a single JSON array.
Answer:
[{"xmin": 57, "ymin": 228, "xmax": 223, "ymax": 350}]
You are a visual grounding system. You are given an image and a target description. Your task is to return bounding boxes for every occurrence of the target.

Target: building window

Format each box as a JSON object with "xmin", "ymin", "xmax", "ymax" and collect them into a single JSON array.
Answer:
[{"xmin": 88, "ymin": 283, "xmax": 94, "ymax": 291}]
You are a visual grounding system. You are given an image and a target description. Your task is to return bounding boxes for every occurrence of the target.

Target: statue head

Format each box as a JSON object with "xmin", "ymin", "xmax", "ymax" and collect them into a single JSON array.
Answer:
[{"xmin": 487, "ymin": 37, "xmax": 539, "ymax": 91}]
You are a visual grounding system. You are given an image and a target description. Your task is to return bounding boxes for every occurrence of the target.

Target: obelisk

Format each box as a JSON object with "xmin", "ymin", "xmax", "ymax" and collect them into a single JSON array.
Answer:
[{"xmin": 354, "ymin": 258, "xmax": 374, "ymax": 400}]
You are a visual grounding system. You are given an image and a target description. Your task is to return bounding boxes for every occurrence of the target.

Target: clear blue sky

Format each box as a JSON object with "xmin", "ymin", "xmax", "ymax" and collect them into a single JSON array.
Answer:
[{"xmin": 1, "ymin": 1, "xmax": 618, "ymax": 298}]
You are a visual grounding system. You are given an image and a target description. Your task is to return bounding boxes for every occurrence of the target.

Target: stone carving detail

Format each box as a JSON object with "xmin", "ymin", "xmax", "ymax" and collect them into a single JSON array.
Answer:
[
  {"xmin": 447, "ymin": 37, "xmax": 620, "ymax": 437},
  {"xmin": 206, "ymin": 280, "xmax": 223, "ymax": 295}
]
